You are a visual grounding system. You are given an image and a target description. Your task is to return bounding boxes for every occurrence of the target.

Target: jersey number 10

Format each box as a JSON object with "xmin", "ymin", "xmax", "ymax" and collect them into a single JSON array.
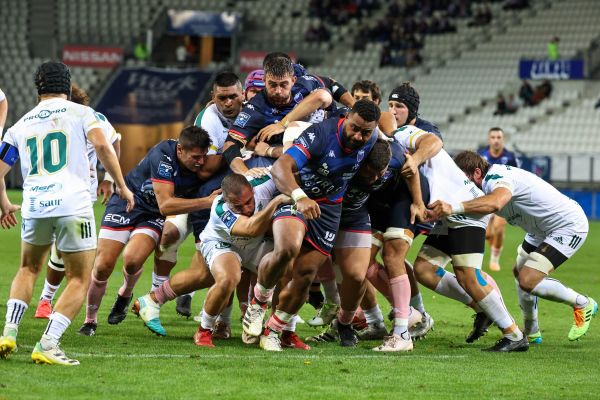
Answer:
[{"xmin": 26, "ymin": 131, "xmax": 68, "ymax": 175}]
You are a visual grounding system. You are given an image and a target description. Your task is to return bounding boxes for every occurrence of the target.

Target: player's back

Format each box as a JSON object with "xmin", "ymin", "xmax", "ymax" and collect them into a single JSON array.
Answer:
[{"xmin": 5, "ymin": 97, "xmax": 99, "ymax": 218}]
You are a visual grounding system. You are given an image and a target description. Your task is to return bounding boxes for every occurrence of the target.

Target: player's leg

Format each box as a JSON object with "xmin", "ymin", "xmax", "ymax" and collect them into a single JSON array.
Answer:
[
  {"xmin": 488, "ymin": 215, "xmax": 506, "ymax": 271},
  {"xmin": 34, "ymin": 243, "xmax": 65, "ymax": 319},
  {"xmin": 194, "ymin": 252, "xmax": 242, "ymax": 348},
  {"xmin": 307, "ymin": 257, "xmax": 340, "ymax": 327}
]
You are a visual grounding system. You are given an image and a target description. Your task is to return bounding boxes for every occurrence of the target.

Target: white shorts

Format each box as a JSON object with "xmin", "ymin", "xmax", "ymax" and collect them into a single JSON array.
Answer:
[
  {"xmin": 22, "ymin": 214, "xmax": 97, "ymax": 252},
  {"xmin": 335, "ymin": 230, "xmax": 372, "ymax": 248},
  {"xmin": 431, "ymin": 213, "xmax": 491, "ymax": 234},
  {"xmin": 524, "ymin": 227, "xmax": 588, "ymax": 260},
  {"xmin": 198, "ymin": 238, "xmax": 274, "ymax": 274}
]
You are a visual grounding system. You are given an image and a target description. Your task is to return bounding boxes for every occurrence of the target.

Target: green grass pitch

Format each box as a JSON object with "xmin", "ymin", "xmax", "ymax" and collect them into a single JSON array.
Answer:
[{"xmin": 1, "ymin": 190, "xmax": 599, "ymax": 399}]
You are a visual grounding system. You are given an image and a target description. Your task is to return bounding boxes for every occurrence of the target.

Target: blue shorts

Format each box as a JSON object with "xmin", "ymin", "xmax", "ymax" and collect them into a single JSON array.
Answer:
[
  {"xmin": 273, "ymin": 202, "xmax": 342, "ymax": 256},
  {"xmin": 339, "ymin": 205, "xmax": 371, "ymax": 233},
  {"xmin": 99, "ymin": 194, "xmax": 165, "ymax": 243}
]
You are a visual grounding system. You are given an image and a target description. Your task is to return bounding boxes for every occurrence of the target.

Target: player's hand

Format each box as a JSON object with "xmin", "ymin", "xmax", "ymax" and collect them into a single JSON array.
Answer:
[
  {"xmin": 244, "ymin": 167, "xmax": 270, "ymax": 178},
  {"xmin": 0, "ymin": 202, "xmax": 20, "ymax": 229},
  {"xmin": 275, "ymin": 193, "xmax": 293, "ymax": 205},
  {"xmin": 118, "ymin": 186, "xmax": 136, "ymax": 213},
  {"xmin": 426, "ymin": 200, "xmax": 452, "ymax": 222},
  {"xmin": 253, "ymin": 142, "xmax": 271, "ymax": 157},
  {"xmin": 296, "ymin": 197, "xmax": 321, "ymax": 220},
  {"xmin": 208, "ymin": 189, "xmax": 222, "ymax": 202},
  {"xmin": 257, "ymin": 123, "xmax": 285, "ymax": 142},
  {"xmin": 97, "ymin": 180, "xmax": 114, "ymax": 205},
  {"xmin": 410, "ymin": 202, "xmax": 427, "ymax": 224},
  {"xmin": 401, "ymin": 152, "xmax": 418, "ymax": 179}
]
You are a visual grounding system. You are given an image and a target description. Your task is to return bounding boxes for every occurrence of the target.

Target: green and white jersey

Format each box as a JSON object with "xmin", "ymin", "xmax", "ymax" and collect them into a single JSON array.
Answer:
[
  {"xmin": 199, "ymin": 174, "xmax": 277, "ymax": 249},
  {"xmin": 3, "ymin": 97, "xmax": 101, "ymax": 218},
  {"xmin": 482, "ymin": 164, "xmax": 587, "ymax": 236},
  {"xmin": 193, "ymin": 103, "xmax": 233, "ymax": 155},
  {"xmin": 87, "ymin": 111, "xmax": 119, "ymax": 202}
]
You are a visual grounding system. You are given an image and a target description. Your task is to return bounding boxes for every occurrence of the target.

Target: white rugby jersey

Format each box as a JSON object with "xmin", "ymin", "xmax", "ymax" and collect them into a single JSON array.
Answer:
[
  {"xmin": 87, "ymin": 112, "xmax": 119, "ymax": 201},
  {"xmin": 0, "ymin": 88, "xmax": 5, "ymax": 102},
  {"xmin": 193, "ymin": 103, "xmax": 232, "ymax": 155},
  {"xmin": 3, "ymin": 97, "xmax": 101, "ymax": 218},
  {"xmin": 199, "ymin": 174, "xmax": 278, "ymax": 248},
  {"xmin": 483, "ymin": 164, "xmax": 587, "ymax": 235}
]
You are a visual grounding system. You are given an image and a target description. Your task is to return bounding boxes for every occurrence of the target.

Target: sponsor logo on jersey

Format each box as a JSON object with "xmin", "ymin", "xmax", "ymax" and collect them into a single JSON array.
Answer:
[
  {"xmin": 293, "ymin": 92, "xmax": 304, "ymax": 103},
  {"xmin": 39, "ymin": 199, "xmax": 63, "ymax": 208},
  {"xmin": 298, "ymin": 137, "xmax": 309, "ymax": 149},
  {"xmin": 220, "ymin": 210, "xmax": 237, "ymax": 228},
  {"xmin": 29, "ymin": 183, "xmax": 63, "ymax": 193},
  {"xmin": 318, "ymin": 163, "xmax": 330, "ymax": 176},
  {"xmin": 104, "ymin": 213, "xmax": 131, "ymax": 225},
  {"xmin": 357, "ymin": 150, "xmax": 365, "ymax": 163},
  {"xmin": 157, "ymin": 161, "xmax": 173, "ymax": 179},
  {"xmin": 24, "ymin": 108, "xmax": 67, "ymax": 122},
  {"xmin": 234, "ymin": 112, "xmax": 251, "ymax": 128},
  {"xmin": 216, "ymin": 241, "xmax": 231, "ymax": 249},
  {"xmin": 323, "ymin": 231, "xmax": 335, "ymax": 242},
  {"xmin": 246, "ymin": 104, "xmax": 255, "ymax": 110},
  {"xmin": 307, "ymin": 132, "xmax": 315, "ymax": 142},
  {"xmin": 328, "ymin": 150, "xmax": 336, "ymax": 158}
]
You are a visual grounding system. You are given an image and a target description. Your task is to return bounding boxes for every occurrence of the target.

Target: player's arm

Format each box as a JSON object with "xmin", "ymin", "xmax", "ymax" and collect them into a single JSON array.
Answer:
[
  {"xmin": 427, "ymin": 187, "xmax": 513, "ymax": 221},
  {"xmin": 230, "ymin": 194, "xmax": 291, "ymax": 237},
  {"xmin": 401, "ymin": 132, "xmax": 443, "ymax": 178},
  {"xmin": 378, "ymin": 111, "xmax": 397, "ymax": 136},
  {"xmin": 402, "ymin": 154, "xmax": 426, "ymax": 224},
  {"xmin": 0, "ymin": 142, "xmax": 20, "ymax": 228},
  {"xmin": 153, "ymin": 181, "xmax": 220, "ymax": 216},
  {"xmin": 256, "ymin": 89, "xmax": 333, "ymax": 142},
  {"xmin": 98, "ymin": 135, "xmax": 121, "ymax": 204},
  {"xmin": 88, "ymin": 127, "xmax": 135, "ymax": 212},
  {"xmin": 0, "ymin": 94, "xmax": 7, "ymax": 134}
]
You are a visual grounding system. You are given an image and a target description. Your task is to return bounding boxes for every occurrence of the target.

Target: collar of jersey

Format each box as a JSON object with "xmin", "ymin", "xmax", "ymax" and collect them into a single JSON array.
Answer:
[{"xmin": 335, "ymin": 117, "xmax": 354, "ymax": 154}]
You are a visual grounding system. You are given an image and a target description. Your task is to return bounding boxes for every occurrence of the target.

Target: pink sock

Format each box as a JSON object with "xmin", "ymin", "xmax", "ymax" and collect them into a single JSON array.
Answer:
[
  {"xmin": 354, "ymin": 307, "xmax": 365, "ymax": 321},
  {"xmin": 85, "ymin": 275, "xmax": 108, "ymax": 324},
  {"xmin": 366, "ymin": 264, "xmax": 393, "ymax": 304},
  {"xmin": 153, "ymin": 280, "xmax": 177, "ymax": 305},
  {"xmin": 337, "ymin": 308, "xmax": 356, "ymax": 325},
  {"xmin": 265, "ymin": 310, "xmax": 292, "ymax": 333},
  {"xmin": 253, "ymin": 283, "xmax": 274, "ymax": 304},
  {"xmin": 118, "ymin": 267, "xmax": 143, "ymax": 297},
  {"xmin": 389, "ymin": 274, "xmax": 410, "ymax": 324}
]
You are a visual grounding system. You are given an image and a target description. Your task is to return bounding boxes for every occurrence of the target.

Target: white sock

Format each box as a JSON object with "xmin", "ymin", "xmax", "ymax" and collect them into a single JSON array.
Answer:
[
  {"xmin": 284, "ymin": 315, "xmax": 298, "ymax": 332},
  {"xmin": 40, "ymin": 280, "xmax": 61, "ymax": 302},
  {"xmin": 490, "ymin": 247, "xmax": 502, "ymax": 264},
  {"xmin": 187, "ymin": 291, "xmax": 196, "ymax": 298},
  {"xmin": 434, "ymin": 271, "xmax": 473, "ymax": 306},
  {"xmin": 363, "ymin": 305, "xmax": 384, "ymax": 325},
  {"xmin": 5, "ymin": 299, "xmax": 28, "ymax": 328},
  {"xmin": 531, "ymin": 277, "xmax": 587, "ymax": 308},
  {"xmin": 216, "ymin": 304, "xmax": 232, "ymax": 324},
  {"xmin": 322, "ymin": 280, "xmax": 340, "ymax": 305},
  {"xmin": 477, "ymin": 290, "xmax": 522, "ymax": 340},
  {"xmin": 410, "ymin": 293, "xmax": 426, "ymax": 314},
  {"xmin": 201, "ymin": 310, "xmax": 218, "ymax": 331},
  {"xmin": 392, "ymin": 318, "xmax": 408, "ymax": 336},
  {"xmin": 515, "ymin": 279, "xmax": 539, "ymax": 334},
  {"xmin": 151, "ymin": 272, "xmax": 169, "ymax": 291},
  {"xmin": 41, "ymin": 312, "xmax": 71, "ymax": 349}
]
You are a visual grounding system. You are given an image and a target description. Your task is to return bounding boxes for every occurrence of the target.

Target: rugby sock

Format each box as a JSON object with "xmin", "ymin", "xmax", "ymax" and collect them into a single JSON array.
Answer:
[
  {"xmin": 40, "ymin": 279, "xmax": 60, "ymax": 302},
  {"xmin": 515, "ymin": 279, "xmax": 539, "ymax": 334},
  {"xmin": 41, "ymin": 312, "xmax": 71, "ymax": 349},
  {"xmin": 478, "ymin": 290, "xmax": 522, "ymax": 340},
  {"xmin": 531, "ymin": 277, "xmax": 587, "ymax": 308},
  {"xmin": 366, "ymin": 263, "xmax": 393, "ymax": 304},
  {"xmin": 151, "ymin": 272, "xmax": 169, "ymax": 291},
  {"xmin": 434, "ymin": 269, "xmax": 474, "ymax": 306},
  {"xmin": 201, "ymin": 310, "xmax": 218, "ymax": 331},
  {"xmin": 354, "ymin": 307, "xmax": 365, "ymax": 321},
  {"xmin": 4, "ymin": 299, "xmax": 27, "ymax": 334},
  {"xmin": 337, "ymin": 308, "xmax": 356, "ymax": 325},
  {"xmin": 284, "ymin": 315, "xmax": 299, "ymax": 332},
  {"xmin": 253, "ymin": 283, "xmax": 274, "ymax": 304},
  {"xmin": 364, "ymin": 305, "xmax": 384, "ymax": 325},
  {"xmin": 265, "ymin": 310, "xmax": 293, "ymax": 334},
  {"xmin": 410, "ymin": 293, "xmax": 426, "ymax": 315},
  {"xmin": 153, "ymin": 280, "xmax": 177, "ymax": 305},
  {"xmin": 482, "ymin": 271, "xmax": 499, "ymax": 293},
  {"xmin": 490, "ymin": 246, "xmax": 502, "ymax": 265},
  {"xmin": 187, "ymin": 291, "xmax": 196, "ymax": 298},
  {"xmin": 216, "ymin": 304, "xmax": 232, "ymax": 325},
  {"xmin": 118, "ymin": 267, "xmax": 143, "ymax": 298},
  {"xmin": 390, "ymin": 275, "xmax": 410, "ymax": 336},
  {"xmin": 85, "ymin": 275, "xmax": 107, "ymax": 323},
  {"xmin": 322, "ymin": 279, "xmax": 340, "ymax": 305}
]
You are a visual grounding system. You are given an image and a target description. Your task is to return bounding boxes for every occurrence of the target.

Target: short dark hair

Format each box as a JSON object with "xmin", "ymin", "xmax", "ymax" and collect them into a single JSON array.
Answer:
[
  {"xmin": 221, "ymin": 173, "xmax": 251, "ymax": 199},
  {"xmin": 263, "ymin": 56, "xmax": 294, "ymax": 79},
  {"xmin": 213, "ymin": 71, "xmax": 241, "ymax": 89},
  {"xmin": 366, "ymin": 139, "xmax": 392, "ymax": 171},
  {"xmin": 350, "ymin": 99, "xmax": 381, "ymax": 122},
  {"xmin": 351, "ymin": 80, "xmax": 382, "ymax": 103},
  {"xmin": 454, "ymin": 150, "xmax": 490, "ymax": 177},
  {"xmin": 488, "ymin": 127, "xmax": 504, "ymax": 134},
  {"xmin": 70, "ymin": 84, "xmax": 90, "ymax": 106},
  {"xmin": 178, "ymin": 125, "xmax": 212, "ymax": 150},
  {"xmin": 262, "ymin": 52, "xmax": 292, "ymax": 68}
]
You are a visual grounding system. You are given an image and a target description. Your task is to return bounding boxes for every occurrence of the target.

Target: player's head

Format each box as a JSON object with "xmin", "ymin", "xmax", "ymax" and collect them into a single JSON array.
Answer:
[
  {"xmin": 34, "ymin": 61, "xmax": 71, "ymax": 98},
  {"xmin": 263, "ymin": 56, "xmax": 296, "ymax": 107},
  {"xmin": 222, "ymin": 173, "xmax": 255, "ymax": 217},
  {"xmin": 177, "ymin": 125, "xmax": 211, "ymax": 172},
  {"xmin": 388, "ymin": 82, "xmax": 419, "ymax": 126},
  {"xmin": 454, "ymin": 150, "xmax": 490, "ymax": 188},
  {"xmin": 488, "ymin": 127, "xmax": 505, "ymax": 152},
  {"xmin": 357, "ymin": 138, "xmax": 391, "ymax": 185},
  {"xmin": 344, "ymin": 99, "xmax": 380, "ymax": 150},
  {"xmin": 212, "ymin": 71, "xmax": 243, "ymax": 119},
  {"xmin": 262, "ymin": 52, "xmax": 292, "ymax": 68},
  {"xmin": 244, "ymin": 69, "xmax": 265, "ymax": 101},
  {"xmin": 70, "ymin": 84, "xmax": 90, "ymax": 106},
  {"xmin": 351, "ymin": 80, "xmax": 382, "ymax": 105}
]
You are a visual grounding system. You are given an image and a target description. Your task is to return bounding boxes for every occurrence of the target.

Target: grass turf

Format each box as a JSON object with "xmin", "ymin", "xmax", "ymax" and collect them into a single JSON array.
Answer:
[{"xmin": 1, "ymin": 190, "xmax": 599, "ymax": 399}]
